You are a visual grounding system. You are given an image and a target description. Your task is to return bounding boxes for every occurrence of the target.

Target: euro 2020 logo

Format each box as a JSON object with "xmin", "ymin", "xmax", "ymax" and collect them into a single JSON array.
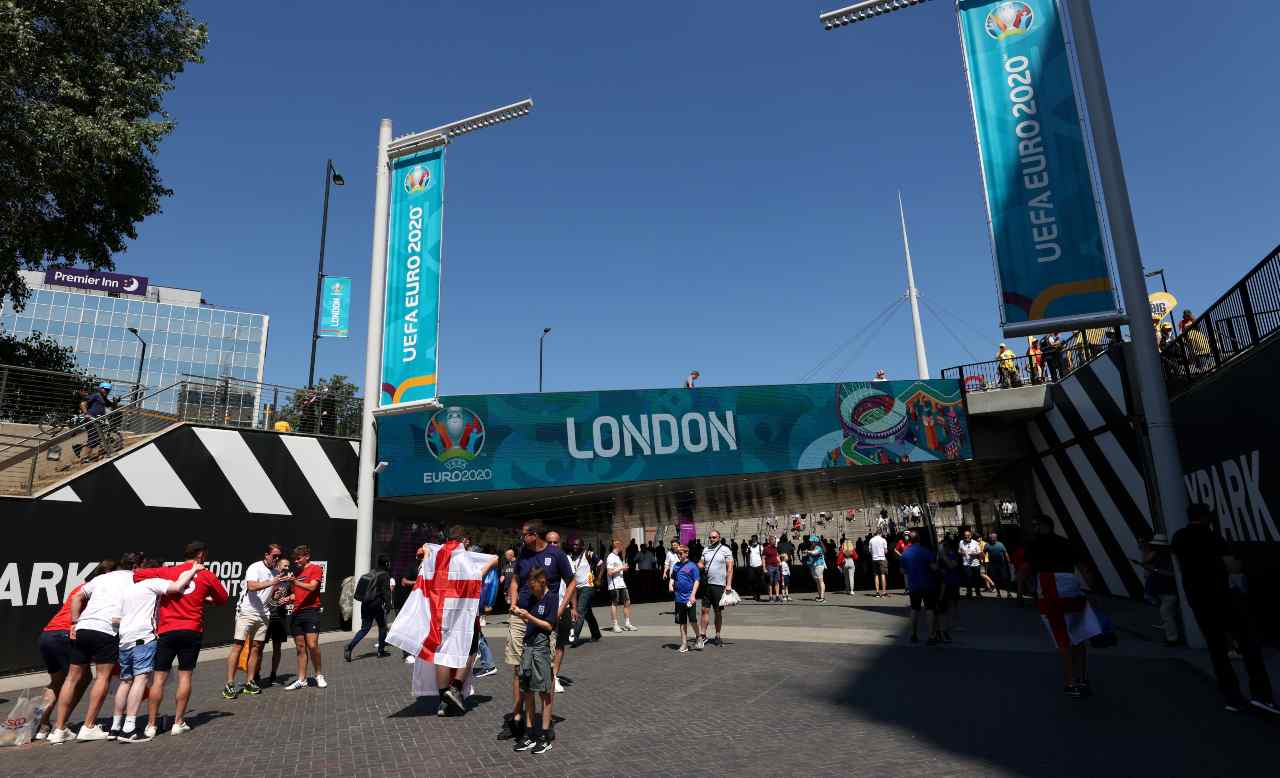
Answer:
[
  {"xmin": 425, "ymin": 406, "xmax": 485, "ymax": 470},
  {"xmin": 404, "ymin": 165, "xmax": 431, "ymax": 194},
  {"xmin": 985, "ymin": 1, "xmax": 1034, "ymax": 41}
]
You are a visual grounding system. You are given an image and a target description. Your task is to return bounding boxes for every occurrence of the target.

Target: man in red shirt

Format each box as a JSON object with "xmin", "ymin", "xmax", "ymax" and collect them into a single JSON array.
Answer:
[
  {"xmin": 134, "ymin": 541, "xmax": 228, "ymax": 736},
  {"xmin": 893, "ymin": 533, "xmax": 910, "ymax": 595},
  {"xmin": 284, "ymin": 545, "xmax": 327, "ymax": 690}
]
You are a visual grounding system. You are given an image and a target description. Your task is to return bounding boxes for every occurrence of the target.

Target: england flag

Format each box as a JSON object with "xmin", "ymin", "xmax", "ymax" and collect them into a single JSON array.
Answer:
[{"xmin": 387, "ymin": 541, "xmax": 494, "ymax": 669}]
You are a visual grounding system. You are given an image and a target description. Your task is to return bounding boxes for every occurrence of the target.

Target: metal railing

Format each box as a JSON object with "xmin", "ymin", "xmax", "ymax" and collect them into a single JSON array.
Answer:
[
  {"xmin": 1160, "ymin": 243, "xmax": 1280, "ymax": 396},
  {"xmin": 168, "ymin": 375, "xmax": 363, "ymax": 438},
  {"xmin": 0, "ymin": 364, "xmax": 147, "ymax": 460},
  {"xmin": 940, "ymin": 338, "xmax": 1110, "ymax": 392},
  {"xmin": 0, "ymin": 380, "xmax": 183, "ymax": 497}
]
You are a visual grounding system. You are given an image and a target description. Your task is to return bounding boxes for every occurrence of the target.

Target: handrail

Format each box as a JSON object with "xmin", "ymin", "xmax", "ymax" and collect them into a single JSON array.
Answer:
[
  {"xmin": 1161, "ymin": 243, "xmax": 1280, "ymax": 395},
  {"xmin": 940, "ymin": 339, "xmax": 1110, "ymax": 390},
  {"xmin": 0, "ymin": 381, "xmax": 183, "ymax": 481}
]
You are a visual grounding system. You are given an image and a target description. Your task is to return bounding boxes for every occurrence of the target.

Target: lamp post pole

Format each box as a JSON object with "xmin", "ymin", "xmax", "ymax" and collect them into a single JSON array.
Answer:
[
  {"xmin": 539, "ymin": 327, "xmax": 551, "ymax": 391},
  {"xmin": 307, "ymin": 159, "xmax": 344, "ymax": 389},
  {"xmin": 353, "ymin": 100, "xmax": 534, "ymax": 633},
  {"xmin": 127, "ymin": 327, "xmax": 146, "ymax": 401}
]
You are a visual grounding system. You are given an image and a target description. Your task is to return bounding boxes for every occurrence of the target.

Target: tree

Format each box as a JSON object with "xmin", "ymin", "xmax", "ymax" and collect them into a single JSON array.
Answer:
[
  {"xmin": 277, "ymin": 374, "xmax": 362, "ymax": 437},
  {"xmin": 0, "ymin": 330, "xmax": 79, "ymax": 373},
  {"xmin": 0, "ymin": 1, "xmax": 208, "ymax": 310}
]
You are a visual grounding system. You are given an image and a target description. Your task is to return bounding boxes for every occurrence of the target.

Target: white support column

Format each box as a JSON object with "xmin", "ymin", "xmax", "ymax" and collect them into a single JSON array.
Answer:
[
  {"xmin": 353, "ymin": 118, "xmax": 393, "ymax": 631},
  {"xmin": 1063, "ymin": 0, "xmax": 1196, "ymax": 646},
  {"xmin": 899, "ymin": 192, "xmax": 930, "ymax": 380}
]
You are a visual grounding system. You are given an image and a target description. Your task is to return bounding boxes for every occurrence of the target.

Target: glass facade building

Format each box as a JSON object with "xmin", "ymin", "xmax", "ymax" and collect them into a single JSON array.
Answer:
[{"xmin": 1, "ymin": 271, "xmax": 269, "ymax": 406}]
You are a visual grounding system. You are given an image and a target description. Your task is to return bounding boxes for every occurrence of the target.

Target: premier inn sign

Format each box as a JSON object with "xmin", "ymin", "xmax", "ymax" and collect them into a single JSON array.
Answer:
[{"xmin": 43, "ymin": 267, "xmax": 149, "ymax": 296}]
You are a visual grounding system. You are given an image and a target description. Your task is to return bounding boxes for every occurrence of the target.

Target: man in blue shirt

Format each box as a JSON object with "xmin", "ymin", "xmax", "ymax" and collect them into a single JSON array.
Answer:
[
  {"xmin": 899, "ymin": 535, "xmax": 939, "ymax": 644},
  {"xmin": 668, "ymin": 545, "xmax": 701, "ymax": 653},
  {"xmin": 500, "ymin": 522, "xmax": 575, "ymax": 743}
]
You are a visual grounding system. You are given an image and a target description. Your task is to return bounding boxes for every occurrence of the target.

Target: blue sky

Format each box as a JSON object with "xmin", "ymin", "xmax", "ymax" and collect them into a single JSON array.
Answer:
[{"xmin": 110, "ymin": 0, "xmax": 1279, "ymax": 396}]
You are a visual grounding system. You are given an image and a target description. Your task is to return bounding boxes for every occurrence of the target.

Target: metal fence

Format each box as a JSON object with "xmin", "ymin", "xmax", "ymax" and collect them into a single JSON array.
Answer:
[
  {"xmin": 0, "ymin": 380, "xmax": 182, "ymax": 497},
  {"xmin": 940, "ymin": 339, "xmax": 1108, "ymax": 392},
  {"xmin": 167, "ymin": 375, "xmax": 363, "ymax": 438},
  {"xmin": 1161, "ymin": 243, "xmax": 1280, "ymax": 396}
]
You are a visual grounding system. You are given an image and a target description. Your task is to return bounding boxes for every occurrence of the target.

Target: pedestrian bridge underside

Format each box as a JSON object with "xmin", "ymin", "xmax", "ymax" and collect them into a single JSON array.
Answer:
[{"xmin": 374, "ymin": 379, "xmax": 1026, "ymax": 532}]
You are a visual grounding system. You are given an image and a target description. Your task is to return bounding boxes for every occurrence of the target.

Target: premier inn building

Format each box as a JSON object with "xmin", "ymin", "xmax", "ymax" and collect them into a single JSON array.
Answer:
[{"xmin": 1, "ymin": 268, "xmax": 269, "ymax": 405}]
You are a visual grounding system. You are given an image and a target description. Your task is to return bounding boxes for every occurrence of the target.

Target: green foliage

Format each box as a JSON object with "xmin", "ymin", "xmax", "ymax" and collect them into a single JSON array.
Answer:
[
  {"xmin": 0, "ymin": 1, "xmax": 208, "ymax": 309},
  {"xmin": 277, "ymin": 374, "xmax": 362, "ymax": 437},
  {"xmin": 0, "ymin": 330, "xmax": 80, "ymax": 373}
]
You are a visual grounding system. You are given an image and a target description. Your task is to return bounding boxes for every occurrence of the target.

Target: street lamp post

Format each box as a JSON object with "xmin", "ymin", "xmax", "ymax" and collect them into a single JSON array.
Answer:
[
  {"xmin": 307, "ymin": 159, "xmax": 345, "ymax": 389},
  {"xmin": 817, "ymin": 0, "xmax": 1193, "ymax": 642},
  {"xmin": 539, "ymin": 327, "xmax": 551, "ymax": 391},
  {"xmin": 353, "ymin": 99, "xmax": 534, "ymax": 633},
  {"xmin": 126, "ymin": 327, "xmax": 147, "ymax": 402}
]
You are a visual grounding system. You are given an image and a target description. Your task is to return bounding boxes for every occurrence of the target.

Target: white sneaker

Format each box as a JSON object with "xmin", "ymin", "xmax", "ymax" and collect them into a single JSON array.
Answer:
[
  {"xmin": 611, "ymin": 624, "xmax": 623, "ymax": 633},
  {"xmin": 169, "ymin": 720, "xmax": 191, "ymax": 735},
  {"xmin": 144, "ymin": 725, "xmax": 157, "ymax": 739},
  {"xmin": 404, "ymin": 655, "xmax": 416, "ymax": 664},
  {"xmin": 75, "ymin": 724, "xmax": 110, "ymax": 742},
  {"xmin": 315, "ymin": 674, "xmax": 328, "ymax": 688},
  {"xmin": 623, "ymin": 623, "xmax": 638, "ymax": 631},
  {"xmin": 284, "ymin": 679, "xmax": 307, "ymax": 691},
  {"xmin": 567, "ymin": 630, "xmax": 575, "ymax": 644},
  {"xmin": 46, "ymin": 727, "xmax": 75, "ymax": 745},
  {"xmin": 554, "ymin": 677, "xmax": 565, "ymax": 693},
  {"xmin": 34, "ymin": 725, "xmax": 50, "ymax": 741},
  {"xmin": 694, "ymin": 637, "xmax": 706, "ymax": 650}
]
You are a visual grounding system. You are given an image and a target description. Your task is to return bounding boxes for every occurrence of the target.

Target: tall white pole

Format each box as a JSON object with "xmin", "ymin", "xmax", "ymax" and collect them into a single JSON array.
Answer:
[
  {"xmin": 352, "ymin": 118, "xmax": 393, "ymax": 631},
  {"xmin": 1062, "ymin": 0, "xmax": 1196, "ymax": 645},
  {"xmin": 899, "ymin": 191, "xmax": 930, "ymax": 379}
]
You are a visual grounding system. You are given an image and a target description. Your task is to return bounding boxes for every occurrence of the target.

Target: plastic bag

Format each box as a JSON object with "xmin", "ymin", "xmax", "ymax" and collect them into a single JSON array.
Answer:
[
  {"xmin": 0, "ymin": 691, "xmax": 42, "ymax": 747},
  {"xmin": 719, "ymin": 588, "xmax": 741, "ymax": 608}
]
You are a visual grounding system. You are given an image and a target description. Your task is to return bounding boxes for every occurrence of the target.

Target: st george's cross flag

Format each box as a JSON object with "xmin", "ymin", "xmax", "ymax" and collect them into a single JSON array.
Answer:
[{"xmin": 387, "ymin": 541, "xmax": 495, "ymax": 669}]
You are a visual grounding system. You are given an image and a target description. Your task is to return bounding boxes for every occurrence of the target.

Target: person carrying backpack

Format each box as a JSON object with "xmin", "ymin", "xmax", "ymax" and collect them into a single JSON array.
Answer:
[{"xmin": 345, "ymin": 555, "xmax": 393, "ymax": 662}]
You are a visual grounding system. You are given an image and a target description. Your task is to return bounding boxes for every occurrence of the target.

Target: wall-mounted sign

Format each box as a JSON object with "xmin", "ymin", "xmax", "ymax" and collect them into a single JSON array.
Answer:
[{"xmin": 43, "ymin": 267, "xmax": 149, "ymax": 296}]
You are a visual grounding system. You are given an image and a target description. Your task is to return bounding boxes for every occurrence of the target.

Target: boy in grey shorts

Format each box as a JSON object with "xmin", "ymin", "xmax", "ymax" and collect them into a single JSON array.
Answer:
[{"xmin": 509, "ymin": 568, "xmax": 557, "ymax": 754}]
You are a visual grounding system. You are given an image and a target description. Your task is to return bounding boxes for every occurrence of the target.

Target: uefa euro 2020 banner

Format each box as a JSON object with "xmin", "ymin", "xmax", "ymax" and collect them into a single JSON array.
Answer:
[
  {"xmin": 318, "ymin": 275, "xmax": 351, "ymax": 338},
  {"xmin": 958, "ymin": 0, "xmax": 1118, "ymax": 334},
  {"xmin": 381, "ymin": 147, "xmax": 445, "ymax": 409},
  {"xmin": 376, "ymin": 380, "xmax": 973, "ymax": 498}
]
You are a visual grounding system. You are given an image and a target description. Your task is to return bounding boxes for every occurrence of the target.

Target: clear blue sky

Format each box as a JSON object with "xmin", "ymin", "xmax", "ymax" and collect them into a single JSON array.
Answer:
[{"xmin": 113, "ymin": 0, "xmax": 1279, "ymax": 396}]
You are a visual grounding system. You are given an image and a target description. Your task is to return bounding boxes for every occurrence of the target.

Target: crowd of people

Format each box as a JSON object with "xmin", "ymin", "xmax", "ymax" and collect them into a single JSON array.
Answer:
[
  {"xmin": 34, "ymin": 541, "xmax": 328, "ymax": 745},
  {"xmin": 33, "ymin": 504, "xmax": 1276, "ymax": 755}
]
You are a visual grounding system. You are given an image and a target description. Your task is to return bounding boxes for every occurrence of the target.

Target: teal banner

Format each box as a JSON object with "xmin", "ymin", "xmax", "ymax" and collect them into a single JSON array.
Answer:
[
  {"xmin": 381, "ymin": 147, "xmax": 445, "ymax": 408},
  {"xmin": 318, "ymin": 275, "xmax": 351, "ymax": 338},
  {"xmin": 958, "ymin": 0, "xmax": 1116, "ymax": 330},
  {"xmin": 377, "ymin": 380, "xmax": 973, "ymax": 497}
]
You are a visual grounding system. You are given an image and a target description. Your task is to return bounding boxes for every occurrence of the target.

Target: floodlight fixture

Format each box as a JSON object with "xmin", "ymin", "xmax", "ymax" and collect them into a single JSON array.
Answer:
[
  {"xmin": 820, "ymin": 0, "xmax": 933, "ymax": 30},
  {"xmin": 387, "ymin": 98, "xmax": 534, "ymax": 159}
]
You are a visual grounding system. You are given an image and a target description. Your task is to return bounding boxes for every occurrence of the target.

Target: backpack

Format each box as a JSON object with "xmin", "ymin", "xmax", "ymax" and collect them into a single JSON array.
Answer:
[{"xmin": 353, "ymin": 570, "xmax": 379, "ymax": 603}]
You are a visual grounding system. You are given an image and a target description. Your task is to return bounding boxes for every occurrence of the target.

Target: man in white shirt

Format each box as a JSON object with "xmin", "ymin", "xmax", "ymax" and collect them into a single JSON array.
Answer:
[
  {"xmin": 746, "ymin": 535, "xmax": 764, "ymax": 602},
  {"xmin": 112, "ymin": 559, "xmax": 202, "ymax": 743},
  {"xmin": 224, "ymin": 544, "xmax": 287, "ymax": 699},
  {"xmin": 48, "ymin": 553, "xmax": 138, "ymax": 744},
  {"xmin": 697, "ymin": 531, "xmax": 734, "ymax": 649},
  {"xmin": 959, "ymin": 529, "xmax": 983, "ymax": 599},
  {"xmin": 606, "ymin": 539, "xmax": 636, "ymax": 632},
  {"xmin": 869, "ymin": 533, "xmax": 889, "ymax": 598},
  {"xmin": 567, "ymin": 539, "xmax": 601, "ymax": 645}
]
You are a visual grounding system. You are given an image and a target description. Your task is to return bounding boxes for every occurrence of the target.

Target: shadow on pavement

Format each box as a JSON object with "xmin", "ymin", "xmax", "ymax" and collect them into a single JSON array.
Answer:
[
  {"xmin": 389, "ymin": 694, "xmax": 494, "ymax": 718},
  {"xmin": 830, "ymin": 616, "xmax": 1278, "ymax": 777}
]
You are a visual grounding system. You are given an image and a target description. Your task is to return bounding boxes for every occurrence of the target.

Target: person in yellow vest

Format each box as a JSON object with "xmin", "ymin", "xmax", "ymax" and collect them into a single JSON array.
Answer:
[{"xmin": 996, "ymin": 343, "xmax": 1018, "ymax": 388}]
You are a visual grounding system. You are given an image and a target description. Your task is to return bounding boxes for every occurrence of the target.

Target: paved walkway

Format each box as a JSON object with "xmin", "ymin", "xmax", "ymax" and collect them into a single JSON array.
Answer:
[{"xmin": 2, "ymin": 593, "xmax": 1276, "ymax": 777}]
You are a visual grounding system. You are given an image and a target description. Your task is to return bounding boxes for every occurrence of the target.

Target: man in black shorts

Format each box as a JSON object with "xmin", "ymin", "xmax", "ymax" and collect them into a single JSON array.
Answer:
[
  {"xmin": 47, "ymin": 554, "xmax": 138, "ymax": 743},
  {"xmin": 135, "ymin": 541, "xmax": 228, "ymax": 736},
  {"xmin": 697, "ymin": 531, "xmax": 734, "ymax": 649}
]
